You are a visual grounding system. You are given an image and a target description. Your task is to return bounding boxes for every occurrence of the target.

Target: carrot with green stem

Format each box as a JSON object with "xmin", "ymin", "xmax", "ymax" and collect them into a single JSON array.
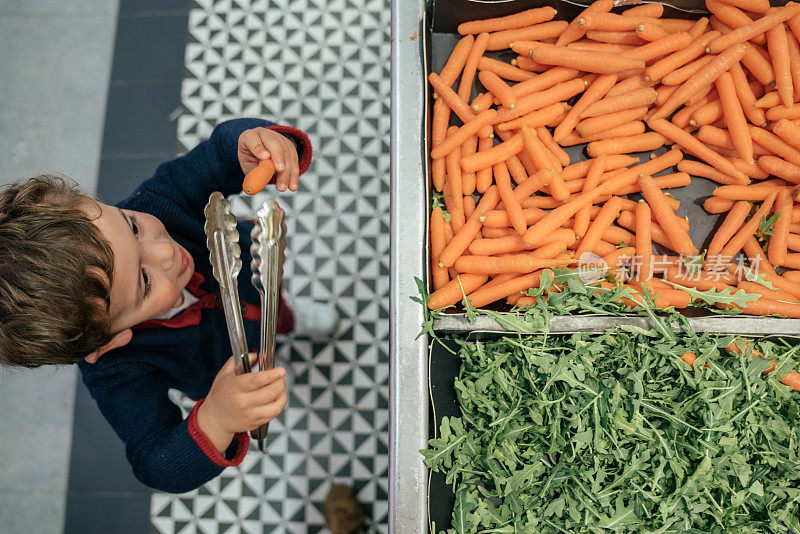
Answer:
[
  {"xmin": 720, "ymin": 191, "xmax": 778, "ymax": 259},
  {"xmin": 766, "ymin": 19, "xmax": 794, "ymax": 107},
  {"xmin": 427, "ymin": 273, "xmax": 489, "ymax": 310},
  {"xmin": 716, "ymin": 72, "xmax": 754, "ymax": 164},
  {"xmin": 652, "ymin": 43, "xmax": 746, "ymax": 120},
  {"xmin": 438, "ymin": 186, "xmax": 501, "ymax": 268},
  {"xmin": 638, "ymin": 173, "xmax": 699, "ymax": 256},
  {"xmin": 553, "ymin": 73, "xmax": 617, "ymax": 142},
  {"xmin": 707, "ymin": 3, "xmax": 800, "ymax": 53},
  {"xmin": 708, "ymin": 200, "xmax": 751, "ymax": 259},
  {"xmin": 458, "ymin": 6, "xmax": 557, "ymax": 35},
  {"xmin": 644, "ymin": 31, "xmax": 720, "ymax": 82},
  {"xmin": 647, "ymin": 118, "xmax": 750, "ymax": 184}
]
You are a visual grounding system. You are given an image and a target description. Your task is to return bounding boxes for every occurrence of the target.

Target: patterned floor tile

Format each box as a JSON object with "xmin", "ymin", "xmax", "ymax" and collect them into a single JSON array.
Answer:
[{"xmin": 152, "ymin": 0, "xmax": 390, "ymax": 532}]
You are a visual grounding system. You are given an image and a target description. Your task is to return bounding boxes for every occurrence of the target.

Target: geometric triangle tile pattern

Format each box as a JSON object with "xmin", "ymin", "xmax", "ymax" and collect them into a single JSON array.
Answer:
[{"xmin": 151, "ymin": 0, "xmax": 390, "ymax": 532}]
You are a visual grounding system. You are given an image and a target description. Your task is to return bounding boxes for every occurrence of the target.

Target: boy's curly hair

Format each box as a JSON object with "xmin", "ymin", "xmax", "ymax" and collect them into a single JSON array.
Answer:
[{"xmin": 0, "ymin": 175, "xmax": 115, "ymax": 367}]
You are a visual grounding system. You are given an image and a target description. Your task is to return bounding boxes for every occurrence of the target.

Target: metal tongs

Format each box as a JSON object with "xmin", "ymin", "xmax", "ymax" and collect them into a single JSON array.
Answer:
[{"xmin": 204, "ymin": 192, "xmax": 286, "ymax": 452}]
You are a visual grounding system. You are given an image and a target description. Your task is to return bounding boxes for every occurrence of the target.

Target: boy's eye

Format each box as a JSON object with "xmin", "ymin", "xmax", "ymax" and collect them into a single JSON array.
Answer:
[{"xmin": 141, "ymin": 269, "xmax": 152, "ymax": 299}]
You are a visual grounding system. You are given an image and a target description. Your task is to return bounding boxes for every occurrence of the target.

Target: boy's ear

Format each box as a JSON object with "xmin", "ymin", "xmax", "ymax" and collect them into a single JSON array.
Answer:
[{"xmin": 84, "ymin": 329, "xmax": 133, "ymax": 364}]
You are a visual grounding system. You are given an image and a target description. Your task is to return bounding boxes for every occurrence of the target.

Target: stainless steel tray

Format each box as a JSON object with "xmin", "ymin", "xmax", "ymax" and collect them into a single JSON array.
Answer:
[{"xmin": 391, "ymin": 1, "xmax": 800, "ymax": 532}]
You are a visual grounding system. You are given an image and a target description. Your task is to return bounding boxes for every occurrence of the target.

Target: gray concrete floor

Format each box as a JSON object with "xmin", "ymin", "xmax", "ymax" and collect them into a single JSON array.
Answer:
[{"xmin": 0, "ymin": 1, "xmax": 118, "ymax": 532}]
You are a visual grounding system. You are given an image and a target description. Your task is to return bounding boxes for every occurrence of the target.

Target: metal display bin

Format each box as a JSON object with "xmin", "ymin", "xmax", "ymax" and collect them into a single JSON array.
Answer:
[{"xmin": 391, "ymin": 0, "xmax": 800, "ymax": 531}]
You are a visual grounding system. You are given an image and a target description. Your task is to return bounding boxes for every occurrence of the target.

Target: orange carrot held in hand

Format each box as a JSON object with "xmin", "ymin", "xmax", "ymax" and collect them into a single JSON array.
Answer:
[{"xmin": 243, "ymin": 158, "xmax": 276, "ymax": 195}]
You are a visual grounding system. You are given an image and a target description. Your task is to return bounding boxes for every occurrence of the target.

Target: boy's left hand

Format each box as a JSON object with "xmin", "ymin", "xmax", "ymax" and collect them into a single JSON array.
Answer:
[{"xmin": 238, "ymin": 127, "xmax": 300, "ymax": 192}]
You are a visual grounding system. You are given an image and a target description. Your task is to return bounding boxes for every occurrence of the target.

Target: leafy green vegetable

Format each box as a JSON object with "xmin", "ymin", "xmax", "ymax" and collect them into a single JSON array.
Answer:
[
  {"xmin": 663, "ymin": 280, "xmax": 760, "ymax": 307},
  {"xmin": 759, "ymin": 212, "xmax": 781, "ymax": 238},
  {"xmin": 423, "ymin": 331, "xmax": 800, "ymax": 533}
]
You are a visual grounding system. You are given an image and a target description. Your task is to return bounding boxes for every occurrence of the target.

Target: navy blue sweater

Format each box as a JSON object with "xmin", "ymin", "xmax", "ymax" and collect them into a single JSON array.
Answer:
[{"xmin": 77, "ymin": 118, "xmax": 312, "ymax": 493}]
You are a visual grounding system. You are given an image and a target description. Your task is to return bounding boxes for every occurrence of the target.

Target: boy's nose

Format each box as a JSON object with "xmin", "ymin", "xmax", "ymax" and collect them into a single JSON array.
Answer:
[{"xmin": 145, "ymin": 238, "xmax": 175, "ymax": 270}]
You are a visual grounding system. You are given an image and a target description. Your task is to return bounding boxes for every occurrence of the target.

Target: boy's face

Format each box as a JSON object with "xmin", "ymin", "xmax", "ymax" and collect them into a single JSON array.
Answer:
[{"xmin": 89, "ymin": 201, "xmax": 195, "ymax": 334}]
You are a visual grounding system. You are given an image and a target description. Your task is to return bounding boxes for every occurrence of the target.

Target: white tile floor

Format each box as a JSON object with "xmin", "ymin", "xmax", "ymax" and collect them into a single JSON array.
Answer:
[{"xmin": 0, "ymin": 1, "xmax": 118, "ymax": 532}]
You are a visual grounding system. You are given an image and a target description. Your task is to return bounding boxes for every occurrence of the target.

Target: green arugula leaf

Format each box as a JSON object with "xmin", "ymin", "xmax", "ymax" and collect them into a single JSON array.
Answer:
[
  {"xmin": 758, "ymin": 212, "xmax": 781, "ymax": 237},
  {"xmin": 664, "ymin": 280, "xmax": 760, "ymax": 307}
]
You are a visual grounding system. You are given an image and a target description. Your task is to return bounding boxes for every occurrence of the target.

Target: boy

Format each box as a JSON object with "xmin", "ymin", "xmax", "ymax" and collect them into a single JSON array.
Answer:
[{"xmin": 0, "ymin": 118, "xmax": 337, "ymax": 493}]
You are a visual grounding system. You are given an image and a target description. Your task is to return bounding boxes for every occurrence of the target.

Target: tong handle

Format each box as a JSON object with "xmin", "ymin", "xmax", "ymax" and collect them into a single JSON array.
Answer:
[{"xmin": 212, "ymin": 231, "xmax": 251, "ymax": 375}]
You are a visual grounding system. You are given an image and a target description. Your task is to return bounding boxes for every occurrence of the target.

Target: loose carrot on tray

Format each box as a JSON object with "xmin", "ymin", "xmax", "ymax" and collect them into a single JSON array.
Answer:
[{"xmin": 423, "ymin": 0, "xmax": 800, "ymax": 319}]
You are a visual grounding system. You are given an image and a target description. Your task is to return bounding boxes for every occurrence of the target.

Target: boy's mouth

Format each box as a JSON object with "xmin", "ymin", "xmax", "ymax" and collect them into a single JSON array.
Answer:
[{"xmin": 178, "ymin": 247, "xmax": 190, "ymax": 276}]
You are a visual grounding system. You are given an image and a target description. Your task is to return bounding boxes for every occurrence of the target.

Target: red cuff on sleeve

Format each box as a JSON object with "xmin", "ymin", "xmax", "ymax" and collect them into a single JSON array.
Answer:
[
  {"xmin": 187, "ymin": 399, "xmax": 249, "ymax": 467},
  {"xmin": 267, "ymin": 124, "xmax": 313, "ymax": 175}
]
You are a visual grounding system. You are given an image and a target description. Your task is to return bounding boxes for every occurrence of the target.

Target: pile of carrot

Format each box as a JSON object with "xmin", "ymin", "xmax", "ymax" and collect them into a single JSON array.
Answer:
[{"xmin": 427, "ymin": 0, "xmax": 800, "ymax": 320}]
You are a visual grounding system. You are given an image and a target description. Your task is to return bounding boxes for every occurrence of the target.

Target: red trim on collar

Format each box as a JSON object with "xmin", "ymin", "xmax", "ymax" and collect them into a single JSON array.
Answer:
[{"xmin": 134, "ymin": 272, "xmax": 214, "ymax": 330}]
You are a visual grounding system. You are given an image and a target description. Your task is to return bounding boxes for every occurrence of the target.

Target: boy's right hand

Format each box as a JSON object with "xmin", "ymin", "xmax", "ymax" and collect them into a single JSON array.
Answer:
[{"xmin": 196, "ymin": 354, "xmax": 288, "ymax": 454}]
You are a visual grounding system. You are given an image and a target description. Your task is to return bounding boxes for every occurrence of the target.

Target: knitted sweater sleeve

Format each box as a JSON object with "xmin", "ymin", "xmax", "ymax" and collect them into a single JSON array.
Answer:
[
  {"xmin": 78, "ymin": 358, "xmax": 248, "ymax": 493},
  {"xmin": 117, "ymin": 118, "xmax": 312, "ymax": 223}
]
